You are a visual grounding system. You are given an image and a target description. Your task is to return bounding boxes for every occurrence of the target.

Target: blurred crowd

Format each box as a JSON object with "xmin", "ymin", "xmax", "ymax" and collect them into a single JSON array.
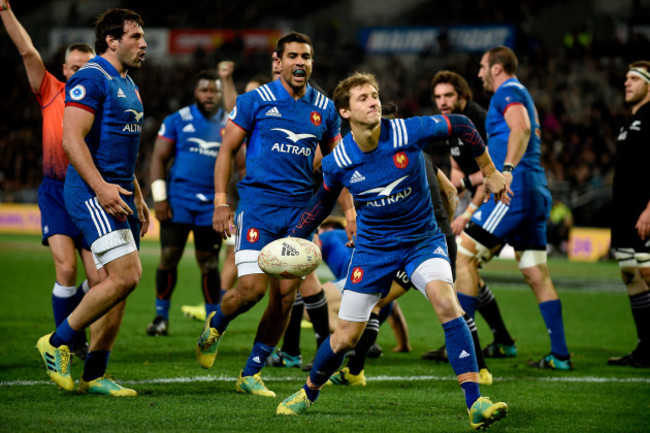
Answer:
[{"xmin": 2, "ymin": 2, "xmax": 648, "ymax": 234}]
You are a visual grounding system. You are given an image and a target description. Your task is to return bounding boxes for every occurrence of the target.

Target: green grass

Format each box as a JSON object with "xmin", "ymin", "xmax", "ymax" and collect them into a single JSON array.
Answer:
[{"xmin": 0, "ymin": 233, "xmax": 649, "ymax": 432}]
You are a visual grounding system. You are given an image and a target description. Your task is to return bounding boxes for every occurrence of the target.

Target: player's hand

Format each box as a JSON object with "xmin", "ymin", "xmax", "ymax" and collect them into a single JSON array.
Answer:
[
  {"xmin": 218, "ymin": 61, "xmax": 234, "ymax": 79},
  {"xmin": 451, "ymin": 215, "xmax": 470, "ymax": 236},
  {"xmin": 213, "ymin": 205, "xmax": 235, "ymax": 239},
  {"xmin": 635, "ymin": 206, "xmax": 650, "ymax": 240},
  {"xmin": 345, "ymin": 217, "xmax": 357, "ymax": 248},
  {"xmin": 137, "ymin": 201, "xmax": 150, "ymax": 237},
  {"xmin": 96, "ymin": 181, "xmax": 133, "ymax": 221},
  {"xmin": 154, "ymin": 200, "xmax": 172, "ymax": 222},
  {"xmin": 483, "ymin": 170, "xmax": 513, "ymax": 205}
]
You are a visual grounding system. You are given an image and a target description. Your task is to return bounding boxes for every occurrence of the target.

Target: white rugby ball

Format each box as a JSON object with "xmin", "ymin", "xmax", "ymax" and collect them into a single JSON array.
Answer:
[{"xmin": 258, "ymin": 237, "xmax": 322, "ymax": 279}]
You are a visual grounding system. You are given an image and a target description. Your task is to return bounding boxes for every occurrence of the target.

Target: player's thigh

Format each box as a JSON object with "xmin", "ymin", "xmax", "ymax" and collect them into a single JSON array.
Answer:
[
  {"xmin": 193, "ymin": 225, "xmax": 222, "ymax": 269},
  {"xmin": 233, "ymin": 204, "xmax": 304, "ymax": 277},
  {"xmin": 38, "ymin": 178, "xmax": 82, "ymax": 247},
  {"xmin": 458, "ymin": 221, "xmax": 505, "ymax": 265}
]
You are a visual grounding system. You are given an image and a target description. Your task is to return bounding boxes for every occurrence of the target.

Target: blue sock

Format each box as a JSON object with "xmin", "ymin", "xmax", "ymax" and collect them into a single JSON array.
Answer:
[
  {"xmin": 308, "ymin": 335, "xmax": 346, "ymax": 389},
  {"xmin": 461, "ymin": 381, "xmax": 481, "ymax": 409},
  {"xmin": 82, "ymin": 350, "xmax": 110, "ymax": 381},
  {"xmin": 242, "ymin": 341, "xmax": 275, "ymax": 377},
  {"xmin": 51, "ymin": 282, "xmax": 77, "ymax": 327},
  {"xmin": 442, "ymin": 316, "xmax": 480, "ymax": 409},
  {"xmin": 155, "ymin": 299, "xmax": 171, "ymax": 319},
  {"xmin": 210, "ymin": 304, "xmax": 232, "ymax": 334},
  {"xmin": 457, "ymin": 293, "xmax": 478, "ymax": 318},
  {"xmin": 205, "ymin": 303, "xmax": 219, "ymax": 317},
  {"xmin": 50, "ymin": 318, "xmax": 83, "ymax": 347},
  {"xmin": 72, "ymin": 280, "xmax": 89, "ymax": 307},
  {"xmin": 539, "ymin": 300, "xmax": 570, "ymax": 358},
  {"xmin": 303, "ymin": 384, "xmax": 319, "ymax": 402}
]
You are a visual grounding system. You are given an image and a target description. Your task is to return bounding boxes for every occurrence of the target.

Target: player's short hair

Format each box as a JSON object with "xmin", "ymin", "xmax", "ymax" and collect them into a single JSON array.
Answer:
[
  {"xmin": 333, "ymin": 72, "xmax": 379, "ymax": 113},
  {"xmin": 485, "ymin": 46, "xmax": 518, "ymax": 75},
  {"xmin": 64, "ymin": 43, "xmax": 95, "ymax": 61},
  {"xmin": 275, "ymin": 31, "xmax": 313, "ymax": 59},
  {"xmin": 629, "ymin": 60, "xmax": 650, "ymax": 72},
  {"xmin": 249, "ymin": 74, "xmax": 271, "ymax": 86},
  {"xmin": 320, "ymin": 216, "xmax": 347, "ymax": 230},
  {"xmin": 197, "ymin": 70, "xmax": 219, "ymax": 83},
  {"xmin": 94, "ymin": 8, "xmax": 144, "ymax": 54},
  {"xmin": 431, "ymin": 70, "xmax": 473, "ymax": 102}
]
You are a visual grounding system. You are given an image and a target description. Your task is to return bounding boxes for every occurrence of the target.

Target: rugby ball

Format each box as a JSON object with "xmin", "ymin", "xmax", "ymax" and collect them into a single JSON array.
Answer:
[{"xmin": 258, "ymin": 237, "xmax": 322, "ymax": 279}]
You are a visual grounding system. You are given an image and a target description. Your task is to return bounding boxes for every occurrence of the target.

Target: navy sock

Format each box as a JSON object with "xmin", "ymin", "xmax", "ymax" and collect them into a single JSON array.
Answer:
[
  {"xmin": 281, "ymin": 295, "xmax": 304, "ymax": 357},
  {"xmin": 539, "ymin": 299, "xmax": 570, "ymax": 358},
  {"xmin": 205, "ymin": 303, "xmax": 219, "ymax": 317},
  {"xmin": 155, "ymin": 299, "xmax": 171, "ymax": 319},
  {"xmin": 442, "ymin": 316, "xmax": 480, "ymax": 409},
  {"xmin": 210, "ymin": 304, "xmax": 232, "ymax": 334},
  {"xmin": 82, "ymin": 350, "xmax": 110, "ymax": 381},
  {"xmin": 50, "ymin": 318, "xmax": 83, "ymax": 347},
  {"xmin": 309, "ymin": 335, "xmax": 346, "ymax": 388},
  {"xmin": 457, "ymin": 293, "xmax": 478, "ymax": 318},
  {"xmin": 51, "ymin": 282, "xmax": 77, "ymax": 327},
  {"xmin": 303, "ymin": 384, "xmax": 319, "ymax": 402},
  {"xmin": 461, "ymin": 381, "xmax": 481, "ymax": 409},
  {"xmin": 242, "ymin": 341, "xmax": 275, "ymax": 377}
]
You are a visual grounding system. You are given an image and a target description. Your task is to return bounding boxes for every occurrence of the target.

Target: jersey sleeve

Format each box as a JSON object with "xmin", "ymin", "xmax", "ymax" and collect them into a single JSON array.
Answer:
[
  {"xmin": 64, "ymin": 69, "xmax": 106, "ymax": 114},
  {"xmin": 415, "ymin": 115, "xmax": 453, "ymax": 148},
  {"xmin": 228, "ymin": 91, "xmax": 256, "ymax": 132},
  {"xmin": 493, "ymin": 86, "xmax": 525, "ymax": 116},
  {"xmin": 321, "ymin": 153, "xmax": 344, "ymax": 192},
  {"xmin": 158, "ymin": 113, "xmax": 178, "ymax": 142},
  {"xmin": 33, "ymin": 71, "xmax": 64, "ymax": 108},
  {"xmin": 322, "ymin": 101, "xmax": 342, "ymax": 147}
]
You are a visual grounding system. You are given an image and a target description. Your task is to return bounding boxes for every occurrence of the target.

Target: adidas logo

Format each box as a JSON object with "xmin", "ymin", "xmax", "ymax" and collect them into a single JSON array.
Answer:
[
  {"xmin": 350, "ymin": 170, "xmax": 366, "ymax": 184},
  {"xmin": 281, "ymin": 242, "xmax": 299, "ymax": 256},
  {"xmin": 253, "ymin": 356, "xmax": 262, "ymax": 364},
  {"xmin": 433, "ymin": 246, "xmax": 447, "ymax": 257},
  {"xmin": 459, "ymin": 350, "xmax": 470, "ymax": 359},
  {"xmin": 182, "ymin": 123, "xmax": 196, "ymax": 133},
  {"xmin": 265, "ymin": 107, "xmax": 282, "ymax": 117},
  {"xmin": 195, "ymin": 193, "xmax": 208, "ymax": 202},
  {"xmin": 117, "ymin": 88, "xmax": 126, "ymax": 98},
  {"xmin": 473, "ymin": 210, "xmax": 482, "ymax": 221}
]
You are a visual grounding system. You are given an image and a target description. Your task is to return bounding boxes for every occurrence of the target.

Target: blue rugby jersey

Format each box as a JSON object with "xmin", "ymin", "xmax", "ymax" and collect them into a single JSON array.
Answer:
[
  {"xmin": 318, "ymin": 228, "xmax": 352, "ymax": 279},
  {"xmin": 323, "ymin": 116, "xmax": 464, "ymax": 248},
  {"xmin": 64, "ymin": 56, "xmax": 143, "ymax": 188},
  {"xmin": 159, "ymin": 104, "xmax": 227, "ymax": 196},
  {"xmin": 485, "ymin": 78, "xmax": 545, "ymax": 182},
  {"xmin": 229, "ymin": 80, "xmax": 341, "ymax": 206}
]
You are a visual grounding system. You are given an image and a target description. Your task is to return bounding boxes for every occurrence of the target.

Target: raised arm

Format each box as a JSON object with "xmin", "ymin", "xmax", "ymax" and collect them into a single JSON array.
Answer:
[
  {"xmin": 0, "ymin": 2, "xmax": 46, "ymax": 90},
  {"xmin": 218, "ymin": 61, "xmax": 237, "ymax": 113}
]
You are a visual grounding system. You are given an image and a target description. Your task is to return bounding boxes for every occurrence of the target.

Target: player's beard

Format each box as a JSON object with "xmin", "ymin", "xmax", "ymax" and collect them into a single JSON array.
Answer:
[{"xmin": 197, "ymin": 100, "xmax": 219, "ymax": 117}]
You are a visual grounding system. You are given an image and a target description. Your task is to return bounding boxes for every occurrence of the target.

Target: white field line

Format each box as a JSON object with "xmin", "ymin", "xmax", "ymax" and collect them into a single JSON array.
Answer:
[{"xmin": 2, "ymin": 374, "xmax": 649, "ymax": 387}]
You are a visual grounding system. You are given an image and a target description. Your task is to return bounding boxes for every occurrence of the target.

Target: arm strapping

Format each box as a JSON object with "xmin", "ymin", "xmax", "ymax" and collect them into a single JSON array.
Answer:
[
  {"xmin": 290, "ymin": 182, "xmax": 341, "ymax": 239},
  {"xmin": 445, "ymin": 114, "xmax": 487, "ymax": 157}
]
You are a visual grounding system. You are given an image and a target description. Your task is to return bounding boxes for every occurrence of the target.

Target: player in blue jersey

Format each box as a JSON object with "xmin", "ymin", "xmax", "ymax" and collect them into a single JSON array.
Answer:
[
  {"xmin": 146, "ymin": 70, "xmax": 240, "ymax": 336},
  {"xmin": 35, "ymin": 8, "xmax": 149, "ymax": 396},
  {"xmin": 197, "ymin": 31, "xmax": 354, "ymax": 397},
  {"xmin": 276, "ymin": 72, "xmax": 510, "ymax": 430},
  {"xmin": 1, "ymin": 2, "xmax": 96, "ymax": 359},
  {"xmin": 423, "ymin": 71, "xmax": 517, "ymax": 363},
  {"xmin": 455, "ymin": 46, "xmax": 572, "ymax": 371}
]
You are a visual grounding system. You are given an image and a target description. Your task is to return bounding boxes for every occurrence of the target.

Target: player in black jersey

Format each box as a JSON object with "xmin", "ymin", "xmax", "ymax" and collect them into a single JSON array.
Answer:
[{"xmin": 609, "ymin": 60, "xmax": 650, "ymax": 368}]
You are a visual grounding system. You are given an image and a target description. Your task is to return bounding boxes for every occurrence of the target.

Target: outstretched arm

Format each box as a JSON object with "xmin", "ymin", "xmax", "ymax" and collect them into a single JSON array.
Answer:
[
  {"xmin": 290, "ymin": 181, "xmax": 343, "ymax": 239},
  {"xmin": 0, "ymin": 2, "xmax": 46, "ymax": 91}
]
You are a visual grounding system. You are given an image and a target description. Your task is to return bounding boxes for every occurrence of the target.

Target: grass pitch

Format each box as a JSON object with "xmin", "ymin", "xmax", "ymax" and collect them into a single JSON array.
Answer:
[{"xmin": 0, "ymin": 233, "xmax": 649, "ymax": 432}]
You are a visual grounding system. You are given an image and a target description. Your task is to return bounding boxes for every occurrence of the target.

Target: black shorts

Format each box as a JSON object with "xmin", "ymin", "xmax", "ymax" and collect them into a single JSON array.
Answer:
[{"xmin": 160, "ymin": 222, "xmax": 222, "ymax": 254}]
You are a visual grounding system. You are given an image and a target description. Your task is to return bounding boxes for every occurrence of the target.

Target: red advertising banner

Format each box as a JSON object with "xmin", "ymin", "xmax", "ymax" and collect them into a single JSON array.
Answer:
[{"xmin": 168, "ymin": 29, "xmax": 281, "ymax": 54}]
